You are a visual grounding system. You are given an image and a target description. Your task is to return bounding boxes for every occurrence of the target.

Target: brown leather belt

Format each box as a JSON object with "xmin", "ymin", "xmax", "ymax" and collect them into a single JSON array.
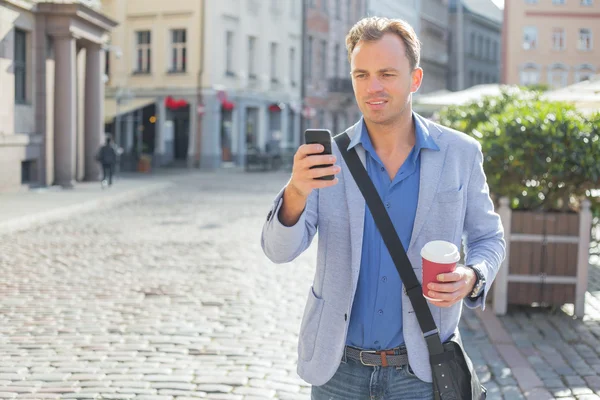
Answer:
[{"xmin": 344, "ymin": 345, "xmax": 409, "ymax": 367}]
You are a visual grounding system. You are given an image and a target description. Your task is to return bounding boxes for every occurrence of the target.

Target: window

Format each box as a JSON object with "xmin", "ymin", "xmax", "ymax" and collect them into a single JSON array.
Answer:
[
  {"xmin": 105, "ymin": 48, "xmax": 110, "ymax": 79},
  {"xmin": 320, "ymin": 39, "xmax": 327, "ymax": 79},
  {"xmin": 548, "ymin": 64, "xmax": 568, "ymax": 88},
  {"xmin": 309, "ymin": 0, "xmax": 315, "ymax": 7},
  {"xmin": 470, "ymin": 33, "xmax": 476, "ymax": 55},
  {"xmin": 21, "ymin": 160, "xmax": 36, "ymax": 184},
  {"xmin": 478, "ymin": 35, "xmax": 483, "ymax": 58},
  {"xmin": 270, "ymin": 42, "xmax": 278, "ymax": 83},
  {"xmin": 519, "ymin": 64, "xmax": 540, "ymax": 85},
  {"xmin": 306, "ymin": 36, "xmax": 313, "ymax": 79},
  {"xmin": 523, "ymin": 26, "xmax": 537, "ymax": 50},
  {"xmin": 170, "ymin": 29, "xmax": 186, "ymax": 73},
  {"xmin": 322, "ymin": 0, "xmax": 328, "ymax": 13},
  {"xmin": 579, "ymin": 28, "xmax": 592, "ymax": 50},
  {"xmin": 14, "ymin": 29, "xmax": 26, "ymax": 103},
  {"xmin": 135, "ymin": 30, "xmax": 151, "ymax": 73},
  {"xmin": 333, "ymin": 43, "xmax": 340, "ymax": 77},
  {"xmin": 226, "ymin": 31, "xmax": 234, "ymax": 76},
  {"xmin": 552, "ymin": 28, "xmax": 565, "ymax": 50},
  {"xmin": 525, "ymin": 0, "xmax": 538, "ymax": 3},
  {"xmin": 575, "ymin": 64, "xmax": 595, "ymax": 81},
  {"xmin": 492, "ymin": 41, "xmax": 497, "ymax": 61},
  {"xmin": 485, "ymin": 37, "xmax": 490, "ymax": 60},
  {"xmin": 290, "ymin": 47, "xmax": 296, "ymax": 86},
  {"xmin": 291, "ymin": 0, "xmax": 298, "ymax": 17},
  {"xmin": 581, "ymin": 0, "xmax": 593, "ymax": 5},
  {"xmin": 248, "ymin": 36, "xmax": 257, "ymax": 79},
  {"xmin": 270, "ymin": 0, "xmax": 281, "ymax": 14},
  {"xmin": 335, "ymin": 0, "xmax": 341, "ymax": 19},
  {"xmin": 552, "ymin": 0, "xmax": 565, "ymax": 4}
]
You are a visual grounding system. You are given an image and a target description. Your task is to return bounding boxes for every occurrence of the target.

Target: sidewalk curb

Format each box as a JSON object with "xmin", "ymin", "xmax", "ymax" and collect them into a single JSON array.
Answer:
[
  {"xmin": 0, "ymin": 181, "xmax": 174, "ymax": 236},
  {"xmin": 476, "ymin": 308, "xmax": 554, "ymax": 399}
]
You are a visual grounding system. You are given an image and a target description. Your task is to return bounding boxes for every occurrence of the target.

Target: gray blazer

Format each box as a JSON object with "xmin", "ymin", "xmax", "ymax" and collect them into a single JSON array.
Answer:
[{"xmin": 261, "ymin": 114, "xmax": 505, "ymax": 386}]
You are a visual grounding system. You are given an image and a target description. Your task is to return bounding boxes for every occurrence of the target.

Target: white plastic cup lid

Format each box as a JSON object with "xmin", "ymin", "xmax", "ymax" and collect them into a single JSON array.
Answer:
[{"xmin": 421, "ymin": 240, "xmax": 460, "ymax": 264}]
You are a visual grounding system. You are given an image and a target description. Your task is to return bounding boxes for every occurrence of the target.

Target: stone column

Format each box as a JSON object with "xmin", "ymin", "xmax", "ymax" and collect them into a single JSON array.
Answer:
[
  {"xmin": 76, "ymin": 46, "xmax": 86, "ymax": 181},
  {"xmin": 187, "ymin": 96, "xmax": 198, "ymax": 168},
  {"xmin": 154, "ymin": 96, "xmax": 167, "ymax": 165},
  {"xmin": 53, "ymin": 35, "xmax": 77, "ymax": 188},
  {"xmin": 84, "ymin": 43, "xmax": 105, "ymax": 181}
]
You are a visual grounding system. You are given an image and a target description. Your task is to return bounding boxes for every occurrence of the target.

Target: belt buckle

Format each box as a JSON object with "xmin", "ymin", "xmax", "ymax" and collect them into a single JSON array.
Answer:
[{"xmin": 359, "ymin": 350, "xmax": 378, "ymax": 366}]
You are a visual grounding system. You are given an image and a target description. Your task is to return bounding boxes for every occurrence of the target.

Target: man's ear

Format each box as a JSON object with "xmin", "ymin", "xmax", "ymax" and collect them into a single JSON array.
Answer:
[{"xmin": 411, "ymin": 67, "xmax": 423, "ymax": 93}]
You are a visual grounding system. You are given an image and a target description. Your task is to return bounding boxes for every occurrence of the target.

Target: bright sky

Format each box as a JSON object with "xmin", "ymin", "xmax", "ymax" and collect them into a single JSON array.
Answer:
[{"xmin": 492, "ymin": 0, "xmax": 505, "ymax": 9}]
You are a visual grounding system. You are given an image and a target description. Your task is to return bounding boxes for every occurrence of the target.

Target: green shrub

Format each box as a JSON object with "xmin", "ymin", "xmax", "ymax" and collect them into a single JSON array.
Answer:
[{"xmin": 437, "ymin": 88, "xmax": 600, "ymax": 213}]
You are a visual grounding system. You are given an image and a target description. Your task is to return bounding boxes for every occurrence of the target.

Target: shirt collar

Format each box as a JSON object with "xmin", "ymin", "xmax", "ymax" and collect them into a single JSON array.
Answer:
[{"xmin": 348, "ymin": 112, "xmax": 440, "ymax": 153}]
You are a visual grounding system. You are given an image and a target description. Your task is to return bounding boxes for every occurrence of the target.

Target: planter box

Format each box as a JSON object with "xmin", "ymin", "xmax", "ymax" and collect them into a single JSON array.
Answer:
[{"xmin": 492, "ymin": 198, "xmax": 592, "ymax": 318}]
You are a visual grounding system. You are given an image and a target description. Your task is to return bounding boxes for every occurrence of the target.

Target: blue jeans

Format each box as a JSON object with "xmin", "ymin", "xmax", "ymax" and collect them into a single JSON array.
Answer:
[{"xmin": 311, "ymin": 357, "xmax": 434, "ymax": 400}]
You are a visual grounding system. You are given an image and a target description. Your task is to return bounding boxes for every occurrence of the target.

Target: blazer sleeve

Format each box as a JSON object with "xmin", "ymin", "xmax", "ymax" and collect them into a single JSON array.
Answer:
[
  {"xmin": 462, "ymin": 143, "xmax": 506, "ymax": 310},
  {"xmin": 261, "ymin": 184, "xmax": 319, "ymax": 264}
]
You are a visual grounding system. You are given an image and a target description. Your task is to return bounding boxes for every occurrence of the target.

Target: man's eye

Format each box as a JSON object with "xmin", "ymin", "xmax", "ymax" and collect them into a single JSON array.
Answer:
[
  {"xmin": 355, "ymin": 74, "xmax": 366, "ymax": 79},
  {"xmin": 383, "ymin": 74, "xmax": 394, "ymax": 77}
]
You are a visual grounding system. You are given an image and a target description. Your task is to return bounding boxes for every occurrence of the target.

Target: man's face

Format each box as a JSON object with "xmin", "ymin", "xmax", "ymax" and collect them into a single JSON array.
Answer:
[{"xmin": 350, "ymin": 33, "xmax": 423, "ymax": 126}]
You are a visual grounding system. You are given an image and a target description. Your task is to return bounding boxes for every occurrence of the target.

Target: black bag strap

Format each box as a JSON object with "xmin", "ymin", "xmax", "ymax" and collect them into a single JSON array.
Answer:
[{"xmin": 334, "ymin": 131, "xmax": 445, "ymax": 357}]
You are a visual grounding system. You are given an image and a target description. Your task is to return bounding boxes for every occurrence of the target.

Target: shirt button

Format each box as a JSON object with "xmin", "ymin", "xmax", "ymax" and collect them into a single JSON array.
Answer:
[
  {"xmin": 385, "ymin": 203, "xmax": 390, "ymax": 208},
  {"xmin": 378, "ymin": 310, "xmax": 383, "ymax": 315},
  {"xmin": 381, "ymin": 167, "xmax": 385, "ymax": 172},
  {"xmin": 375, "ymin": 340, "xmax": 379, "ymax": 345},
  {"xmin": 382, "ymin": 276, "xmax": 387, "ymax": 283}
]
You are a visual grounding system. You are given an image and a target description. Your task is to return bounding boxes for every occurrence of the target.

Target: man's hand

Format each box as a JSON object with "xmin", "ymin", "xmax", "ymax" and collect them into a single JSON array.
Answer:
[
  {"xmin": 278, "ymin": 144, "xmax": 341, "ymax": 226},
  {"xmin": 425, "ymin": 265, "xmax": 477, "ymax": 308},
  {"xmin": 288, "ymin": 144, "xmax": 341, "ymax": 198}
]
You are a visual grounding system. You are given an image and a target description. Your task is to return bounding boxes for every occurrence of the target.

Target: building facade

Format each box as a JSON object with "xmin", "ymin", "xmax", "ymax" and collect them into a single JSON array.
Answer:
[
  {"xmin": 0, "ymin": 0, "xmax": 116, "ymax": 193},
  {"xmin": 104, "ymin": 0, "xmax": 302, "ymax": 170},
  {"xmin": 203, "ymin": 0, "xmax": 303, "ymax": 168},
  {"xmin": 102, "ymin": 0, "xmax": 205, "ymax": 169},
  {"xmin": 366, "ymin": 0, "xmax": 422, "ymax": 33},
  {"xmin": 419, "ymin": 0, "xmax": 450, "ymax": 94},
  {"xmin": 448, "ymin": 0, "xmax": 502, "ymax": 91},
  {"xmin": 304, "ymin": 0, "xmax": 365, "ymax": 136},
  {"xmin": 503, "ymin": 0, "xmax": 599, "ymax": 88}
]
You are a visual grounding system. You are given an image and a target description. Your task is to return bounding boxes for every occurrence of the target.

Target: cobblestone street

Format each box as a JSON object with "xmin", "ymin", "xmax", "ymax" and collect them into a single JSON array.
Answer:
[{"xmin": 1, "ymin": 171, "xmax": 599, "ymax": 400}]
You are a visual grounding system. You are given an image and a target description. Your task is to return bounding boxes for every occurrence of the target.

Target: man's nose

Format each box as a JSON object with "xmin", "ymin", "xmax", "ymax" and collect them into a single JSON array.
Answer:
[{"xmin": 366, "ymin": 77, "xmax": 384, "ymax": 93}]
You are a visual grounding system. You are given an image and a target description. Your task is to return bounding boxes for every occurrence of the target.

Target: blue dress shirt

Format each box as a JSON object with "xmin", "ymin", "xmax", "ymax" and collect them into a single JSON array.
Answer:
[{"xmin": 345, "ymin": 115, "xmax": 440, "ymax": 351}]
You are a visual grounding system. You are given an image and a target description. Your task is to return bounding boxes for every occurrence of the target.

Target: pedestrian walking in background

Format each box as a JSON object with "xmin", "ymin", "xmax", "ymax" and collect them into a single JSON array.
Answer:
[
  {"xmin": 96, "ymin": 137, "xmax": 118, "ymax": 188},
  {"xmin": 261, "ymin": 16, "xmax": 505, "ymax": 399}
]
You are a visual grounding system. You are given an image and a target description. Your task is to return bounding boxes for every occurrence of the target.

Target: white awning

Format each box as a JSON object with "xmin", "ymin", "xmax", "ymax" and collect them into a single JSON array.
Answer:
[{"xmin": 104, "ymin": 97, "xmax": 156, "ymax": 123}]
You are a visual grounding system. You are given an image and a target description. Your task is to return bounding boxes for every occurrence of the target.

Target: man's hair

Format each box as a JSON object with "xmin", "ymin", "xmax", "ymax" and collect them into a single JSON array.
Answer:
[{"xmin": 345, "ymin": 17, "xmax": 421, "ymax": 71}]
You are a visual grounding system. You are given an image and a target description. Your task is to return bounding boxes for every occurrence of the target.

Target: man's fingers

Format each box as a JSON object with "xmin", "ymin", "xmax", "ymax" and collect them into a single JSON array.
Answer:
[
  {"xmin": 312, "ymin": 177, "xmax": 339, "ymax": 189},
  {"xmin": 295, "ymin": 144, "xmax": 325, "ymax": 161},
  {"xmin": 427, "ymin": 289, "xmax": 460, "ymax": 303},
  {"xmin": 309, "ymin": 165, "xmax": 341, "ymax": 179},
  {"xmin": 303, "ymin": 154, "xmax": 336, "ymax": 168},
  {"xmin": 427, "ymin": 282, "xmax": 459, "ymax": 293},
  {"xmin": 437, "ymin": 272, "xmax": 461, "ymax": 282}
]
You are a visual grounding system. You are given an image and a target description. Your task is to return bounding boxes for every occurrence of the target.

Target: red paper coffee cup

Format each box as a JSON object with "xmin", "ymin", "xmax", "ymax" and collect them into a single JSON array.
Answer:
[{"xmin": 421, "ymin": 240, "xmax": 460, "ymax": 300}]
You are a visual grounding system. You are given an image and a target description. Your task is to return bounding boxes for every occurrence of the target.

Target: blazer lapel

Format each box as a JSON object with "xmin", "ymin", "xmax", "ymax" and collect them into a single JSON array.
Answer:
[
  {"xmin": 340, "ymin": 123, "xmax": 366, "ymax": 284},
  {"xmin": 409, "ymin": 118, "xmax": 448, "ymax": 251}
]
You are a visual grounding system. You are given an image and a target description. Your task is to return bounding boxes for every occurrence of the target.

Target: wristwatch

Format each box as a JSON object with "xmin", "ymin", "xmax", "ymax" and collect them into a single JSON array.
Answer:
[{"xmin": 466, "ymin": 265, "xmax": 486, "ymax": 299}]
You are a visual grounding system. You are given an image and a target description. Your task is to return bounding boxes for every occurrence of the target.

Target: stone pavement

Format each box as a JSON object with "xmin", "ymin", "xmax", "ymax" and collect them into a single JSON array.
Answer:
[
  {"xmin": 0, "ymin": 169, "xmax": 198, "ymax": 235},
  {"xmin": 0, "ymin": 170, "xmax": 599, "ymax": 400}
]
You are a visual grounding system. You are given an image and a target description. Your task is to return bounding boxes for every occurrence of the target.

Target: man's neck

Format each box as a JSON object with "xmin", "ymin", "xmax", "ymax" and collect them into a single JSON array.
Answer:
[{"xmin": 365, "ymin": 110, "xmax": 416, "ymax": 157}]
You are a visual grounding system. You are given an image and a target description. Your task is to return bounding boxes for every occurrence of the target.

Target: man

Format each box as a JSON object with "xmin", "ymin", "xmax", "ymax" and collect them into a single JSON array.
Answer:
[
  {"xmin": 261, "ymin": 17, "xmax": 505, "ymax": 399},
  {"xmin": 96, "ymin": 137, "xmax": 117, "ymax": 187}
]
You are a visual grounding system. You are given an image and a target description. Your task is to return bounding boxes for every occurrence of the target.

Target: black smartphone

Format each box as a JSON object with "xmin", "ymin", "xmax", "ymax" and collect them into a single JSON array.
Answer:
[{"xmin": 304, "ymin": 129, "xmax": 334, "ymax": 180}]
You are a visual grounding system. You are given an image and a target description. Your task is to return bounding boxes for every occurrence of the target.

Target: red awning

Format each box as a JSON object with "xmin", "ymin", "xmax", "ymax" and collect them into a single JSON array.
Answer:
[{"xmin": 165, "ymin": 96, "xmax": 189, "ymax": 110}]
